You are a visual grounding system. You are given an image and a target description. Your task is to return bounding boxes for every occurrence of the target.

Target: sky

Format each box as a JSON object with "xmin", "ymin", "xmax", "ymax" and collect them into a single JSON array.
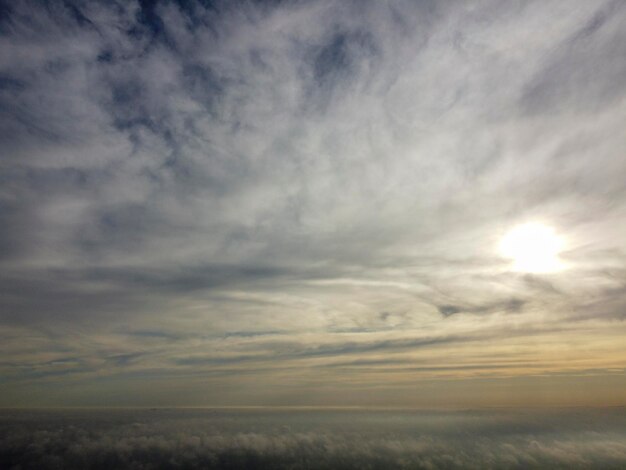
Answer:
[{"xmin": 0, "ymin": 0, "xmax": 625, "ymax": 408}]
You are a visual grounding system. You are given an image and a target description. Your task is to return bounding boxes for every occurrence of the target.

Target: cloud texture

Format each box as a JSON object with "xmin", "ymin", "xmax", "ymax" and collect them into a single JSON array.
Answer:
[
  {"xmin": 2, "ymin": 408, "xmax": 626, "ymax": 469},
  {"xmin": 1, "ymin": 0, "xmax": 626, "ymax": 406}
]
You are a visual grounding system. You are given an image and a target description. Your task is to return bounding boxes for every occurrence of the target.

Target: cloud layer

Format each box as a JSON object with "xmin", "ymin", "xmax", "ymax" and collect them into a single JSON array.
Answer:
[
  {"xmin": 2, "ymin": 408, "xmax": 626, "ymax": 469},
  {"xmin": 1, "ymin": 0, "xmax": 626, "ymax": 405}
]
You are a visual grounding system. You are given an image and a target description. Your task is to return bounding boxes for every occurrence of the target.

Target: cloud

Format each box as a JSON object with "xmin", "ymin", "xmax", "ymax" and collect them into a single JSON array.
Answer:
[
  {"xmin": 520, "ymin": 0, "xmax": 626, "ymax": 115},
  {"xmin": 2, "ymin": 408, "xmax": 626, "ymax": 469},
  {"xmin": 437, "ymin": 297, "xmax": 525, "ymax": 317},
  {"xmin": 1, "ymin": 0, "xmax": 626, "ymax": 404}
]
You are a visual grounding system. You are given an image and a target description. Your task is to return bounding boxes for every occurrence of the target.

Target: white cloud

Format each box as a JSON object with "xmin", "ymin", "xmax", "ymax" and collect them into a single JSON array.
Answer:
[{"xmin": 0, "ymin": 0, "xmax": 625, "ymax": 404}]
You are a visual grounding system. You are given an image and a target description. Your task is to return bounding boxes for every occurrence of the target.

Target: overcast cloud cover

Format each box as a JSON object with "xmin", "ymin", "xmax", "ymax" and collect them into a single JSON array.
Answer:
[{"xmin": 1, "ymin": 0, "xmax": 626, "ymax": 407}]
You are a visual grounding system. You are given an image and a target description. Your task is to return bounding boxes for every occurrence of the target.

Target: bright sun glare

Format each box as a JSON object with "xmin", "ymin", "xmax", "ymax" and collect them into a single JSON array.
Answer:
[{"xmin": 499, "ymin": 222, "xmax": 564, "ymax": 273}]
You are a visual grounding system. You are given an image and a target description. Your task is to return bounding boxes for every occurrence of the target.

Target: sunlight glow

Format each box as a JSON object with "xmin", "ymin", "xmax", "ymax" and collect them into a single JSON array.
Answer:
[{"xmin": 500, "ymin": 222, "xmax": 564, "ymax": 273}]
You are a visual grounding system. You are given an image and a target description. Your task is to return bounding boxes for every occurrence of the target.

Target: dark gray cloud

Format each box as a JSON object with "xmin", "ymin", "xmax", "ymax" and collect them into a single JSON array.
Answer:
[{"xmin": 438, "ymin": 297, "xmax": 525, "ymax": 317}]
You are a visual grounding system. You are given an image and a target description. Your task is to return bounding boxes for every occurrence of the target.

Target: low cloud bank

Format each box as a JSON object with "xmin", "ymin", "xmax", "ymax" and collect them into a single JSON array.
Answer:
[{"xmin": 2, "ymin": 408, "xmax": 626, "ymax": 469}]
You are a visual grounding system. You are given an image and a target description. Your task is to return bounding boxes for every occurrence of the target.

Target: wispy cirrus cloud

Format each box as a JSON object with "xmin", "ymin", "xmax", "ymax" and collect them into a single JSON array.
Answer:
[{"xmin": 1, "ymin": 0, "xmax": 626, "ymax": 406}]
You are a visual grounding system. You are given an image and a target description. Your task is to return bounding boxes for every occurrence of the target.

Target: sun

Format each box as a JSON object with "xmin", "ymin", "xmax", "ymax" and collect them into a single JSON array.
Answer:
[{"xmin": 499, "ymin": 222, "xmax": 564, "ymax": 273}]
